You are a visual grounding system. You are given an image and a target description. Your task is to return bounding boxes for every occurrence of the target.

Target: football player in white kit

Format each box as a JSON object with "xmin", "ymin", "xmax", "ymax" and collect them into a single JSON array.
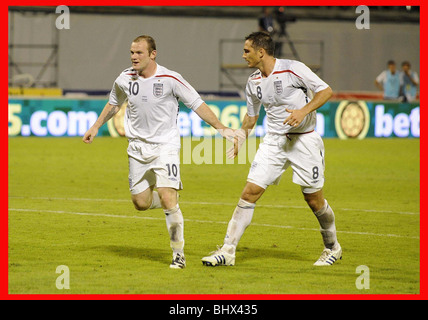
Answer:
[
  {"xmin": 202, "ymin": 32, "xmax": 342, "ymax": 267},
  {"xmin": 83, "ymin": 35, "xmax": 236, "ymax": 269}
]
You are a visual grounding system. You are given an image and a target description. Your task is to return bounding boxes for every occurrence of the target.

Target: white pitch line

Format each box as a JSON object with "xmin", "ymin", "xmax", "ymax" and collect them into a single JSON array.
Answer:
[
  {"xmin": 8, "ymin": 207, "xmax": 419, "ymax": 240},
  {"xmin": 8, "ymin": 195, "xmax": 419, "ymax": 215}
]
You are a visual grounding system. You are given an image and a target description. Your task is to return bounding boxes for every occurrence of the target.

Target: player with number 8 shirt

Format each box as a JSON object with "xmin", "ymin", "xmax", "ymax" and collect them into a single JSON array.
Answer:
[{"xmin": 202, "ymin": 31, "xmax": 342, "ymax": 267}]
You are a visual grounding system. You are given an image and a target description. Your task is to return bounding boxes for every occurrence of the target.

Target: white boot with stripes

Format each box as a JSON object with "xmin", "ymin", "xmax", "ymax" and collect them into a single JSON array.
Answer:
[
  {"xmin": 313, "ymin": 243, "xmax": 342, "ymax": 266},
  {"xmin": 201, "ymin": 246, "xmax": 235, "ymax": 267}
]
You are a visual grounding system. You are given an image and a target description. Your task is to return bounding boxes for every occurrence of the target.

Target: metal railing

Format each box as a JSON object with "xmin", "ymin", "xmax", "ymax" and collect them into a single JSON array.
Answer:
[{"xmin": 219, "ymin": 37, "xmax": 324, "ymax": 93}]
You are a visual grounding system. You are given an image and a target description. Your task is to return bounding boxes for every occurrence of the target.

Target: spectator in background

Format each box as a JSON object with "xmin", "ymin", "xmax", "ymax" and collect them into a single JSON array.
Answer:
[
  {"xmin": 400, "ymin": 61, "xmax": 419, "ymax": 102},
  {"xmin": 375, "ymin": 60, "xmax": 401, "ymax": 100},
  {"xmin": 258, "ymin": 7, "xmax": 283, "ymax": 58},
  {"xmin": 259, "ymin": 7, "xmax": 275, "ymax": 34}
]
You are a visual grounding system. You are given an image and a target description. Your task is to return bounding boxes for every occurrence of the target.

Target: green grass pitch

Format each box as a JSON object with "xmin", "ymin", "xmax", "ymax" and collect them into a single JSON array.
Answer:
[{"xmin": 8, "ymin": 136, "xmax": 419, "ymax": 294}]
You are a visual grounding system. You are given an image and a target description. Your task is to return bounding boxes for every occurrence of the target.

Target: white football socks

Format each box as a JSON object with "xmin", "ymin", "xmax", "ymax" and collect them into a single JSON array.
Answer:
[
  {"xmin": 223, "ymin": 198, "xmax": 256, "ymax": 255},
  {"xmin": 221, "ymin": 198, "xmax": 337, "ymax": 255},
  {"xmin": 313, "ymin": 200, "xmax": 338, "ymax": 250},
  {"xmin": 164, "ymin": 204, "xmax": 184, "ymax": 254}
]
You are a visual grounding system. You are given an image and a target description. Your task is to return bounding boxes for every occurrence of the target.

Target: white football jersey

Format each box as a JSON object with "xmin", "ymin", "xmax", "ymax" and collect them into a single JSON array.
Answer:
[
  {"xmin": 109, "ymin": 63, "xmax": 204, "ymax": 147},
  {"xmin": 246, "ymin": 59, "xmax": 329, "ymax": 134}
]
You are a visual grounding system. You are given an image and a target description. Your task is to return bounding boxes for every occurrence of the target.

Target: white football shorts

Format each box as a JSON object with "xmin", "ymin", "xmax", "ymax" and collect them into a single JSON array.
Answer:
[
  {"xmin": 127, "ymin": 139, "xmax": 183, "ymax": 195},
  {"xmin": 247, "ymin": 131, "xmax": 325, "ymax": 194}
]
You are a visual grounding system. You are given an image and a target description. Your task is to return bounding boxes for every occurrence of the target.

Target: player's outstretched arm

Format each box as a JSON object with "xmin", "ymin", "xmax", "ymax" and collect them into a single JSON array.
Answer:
[
  {"xmin": 227, "ymin": 113, "xmax": 258, "ymax": 159},
  {"xmin": 194, "ymin": 102, "xmax": 235, "ymax": 141},
  {"xmin": 83, "ymin": 102, "xmax": 120, "ymax": 144}
]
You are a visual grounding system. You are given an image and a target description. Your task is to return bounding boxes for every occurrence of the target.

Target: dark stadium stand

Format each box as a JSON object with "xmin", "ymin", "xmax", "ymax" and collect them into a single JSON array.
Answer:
[{"xmin": 8, "ymin": 6, "xmax": 419, "ymax": 23}]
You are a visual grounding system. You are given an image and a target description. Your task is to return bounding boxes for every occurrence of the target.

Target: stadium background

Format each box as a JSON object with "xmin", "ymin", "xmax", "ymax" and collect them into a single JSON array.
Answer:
[
  {"xmin": 8, "ymin": 6, "xmax": 420, "ymax": 92},
  {"xmin": 8, "ymin": 6, "xmax": 419, "ymax": 140},
  {"xmin": 8, "ymin": 6, "xmax": 421, "ymax": 296}
]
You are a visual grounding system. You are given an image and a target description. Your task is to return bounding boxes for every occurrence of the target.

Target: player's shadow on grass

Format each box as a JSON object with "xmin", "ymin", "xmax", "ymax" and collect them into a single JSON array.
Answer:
[
  {"xmin": 100, "ymin": 245, "xmax": 170, "ymax": 264},
  {"xmin": 238, "ymin": 246, "xmax": 312, "ymax": 263}
]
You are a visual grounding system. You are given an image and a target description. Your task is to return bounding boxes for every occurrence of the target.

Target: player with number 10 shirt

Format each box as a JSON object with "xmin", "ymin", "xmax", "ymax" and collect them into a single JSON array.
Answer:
[{"xmin": 83, "ymin": 35, "xmax": 236, "ymax": 269}]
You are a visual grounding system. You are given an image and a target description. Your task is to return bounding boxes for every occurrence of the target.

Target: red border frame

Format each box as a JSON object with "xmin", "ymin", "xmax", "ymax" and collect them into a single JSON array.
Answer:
[{"xmin": 4, "ymin": 0, "xmax": 425, "ymax": 300}]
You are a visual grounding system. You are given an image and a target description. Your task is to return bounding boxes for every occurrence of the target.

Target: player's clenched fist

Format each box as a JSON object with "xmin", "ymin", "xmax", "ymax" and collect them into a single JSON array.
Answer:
[{"xmin": 82, "ymin": 127, "xmax": 99, "ymax": 144}]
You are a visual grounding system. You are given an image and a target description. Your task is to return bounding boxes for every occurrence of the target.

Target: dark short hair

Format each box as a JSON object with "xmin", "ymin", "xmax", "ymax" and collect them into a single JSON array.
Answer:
[
  {"xmin": 401, "ymin": 61, "xmax": 411, "ymax": 67},
  {"xmin": 132, "ymin": 35, "xmax": 156, "ymax": 54},
  {"xmin": 245, "ymin": 31, "xmax": 275, "ymax": 56},
  {"xmin": 387, "ymin": 60, "xmax": 395, "ymax": 65}
]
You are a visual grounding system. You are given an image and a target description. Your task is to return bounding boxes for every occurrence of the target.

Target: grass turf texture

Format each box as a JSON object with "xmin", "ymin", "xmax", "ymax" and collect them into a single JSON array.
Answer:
[{"xmin": 8, "ymin": 137, "xmax": 419, "ymax": 294}]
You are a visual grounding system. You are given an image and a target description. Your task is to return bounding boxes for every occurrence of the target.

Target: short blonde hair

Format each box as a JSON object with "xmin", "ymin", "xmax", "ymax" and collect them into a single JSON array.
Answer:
[{"xmin": 132, "ymin": 35, "xmax": 156, "ymax": 55}]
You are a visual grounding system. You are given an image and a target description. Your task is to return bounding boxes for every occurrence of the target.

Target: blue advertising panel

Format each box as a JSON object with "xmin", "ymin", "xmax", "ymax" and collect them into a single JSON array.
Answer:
[{"xmin": 8, "ymin": 98, "xmax": 419, "ymax": 139}]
